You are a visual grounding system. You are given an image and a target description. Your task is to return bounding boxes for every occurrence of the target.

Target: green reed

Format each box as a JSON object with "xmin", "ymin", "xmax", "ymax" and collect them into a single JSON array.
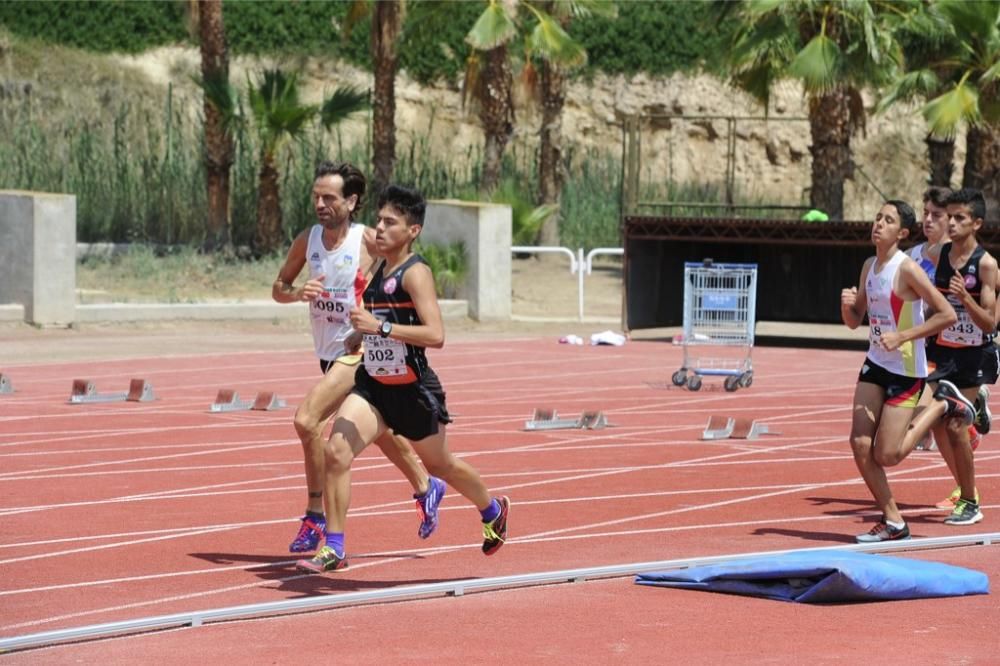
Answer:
[{"xmin": 0, "ymin": 92, "xmax": 649, "ymax": 253}]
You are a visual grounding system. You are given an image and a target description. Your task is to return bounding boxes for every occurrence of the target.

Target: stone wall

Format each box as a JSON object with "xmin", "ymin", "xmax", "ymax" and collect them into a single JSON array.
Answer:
[{"xmin": 110, "ymin": 47, "xmax": 954, "ymax": 221}]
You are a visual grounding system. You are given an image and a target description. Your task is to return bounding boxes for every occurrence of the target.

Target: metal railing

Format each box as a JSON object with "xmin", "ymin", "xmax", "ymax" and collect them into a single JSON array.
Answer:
[{"xmin": 511, "ymin": 246, "xmax": 623, "ymax": 321}]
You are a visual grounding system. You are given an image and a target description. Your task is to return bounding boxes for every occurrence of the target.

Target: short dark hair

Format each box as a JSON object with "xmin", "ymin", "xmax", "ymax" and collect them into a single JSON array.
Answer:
[
  {"xmin": 922, "ymin": 186, "xmax": 951, "ymax": 207},
  {"xmin": 377, "ymin": 184, "xmax": 426, "ymax": 227},
  {"xmin": 885, "ymin": 199, "xmax": 916, "ymax": 233},
  {"xmin": 314, "ymin": 161, "xmax": 366, "ymax": 217},
  {"xmin": 946, "ymin": 188, "xmax": 987, "ymax": 221}
]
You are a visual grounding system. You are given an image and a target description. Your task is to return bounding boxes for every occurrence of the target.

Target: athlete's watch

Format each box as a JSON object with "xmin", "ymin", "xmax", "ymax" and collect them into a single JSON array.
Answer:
[{"xmin": 378, "ymin": 319, "xmax": 393, "ymax": 338}]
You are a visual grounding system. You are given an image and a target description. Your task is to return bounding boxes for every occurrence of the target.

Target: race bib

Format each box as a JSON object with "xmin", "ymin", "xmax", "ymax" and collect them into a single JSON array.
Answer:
[
  {"xmin": 311, "ymin": 287, "xmax": 351, "ymax": 322},
  {"xmin": 868, "ymin": 312, "xmax": 893, "ymax": 345},
  {"xmin": 362, "ymin": 334, "xmax": 408, "ymax": 379},
  {"xmin": 940, "ymin": 310, "xmax": 982, "ymax": 347}
]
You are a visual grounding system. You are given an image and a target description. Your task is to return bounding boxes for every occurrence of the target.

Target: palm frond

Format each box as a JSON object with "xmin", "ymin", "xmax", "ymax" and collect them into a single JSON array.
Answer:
[
  {"xmin": 194, "ymin": 72, "xmax": 244, "ymax": 134},
  {"xmin": 465, "ymin": 1, "xmax": 518, "ymax": 51},
  {"xmin": 528, "ymin": 13, "xmax": 586, "ymax": 68},
  {"xmin": 560, "ymin": 0, "xmax": 617, "ymax": 20},
  {"xmin": 320, "ymin": 86, "xmax": 369, "ymax": 129},
  {"xmin": 874, "ymin": 69, "xmax": 942, "ymax": 113},
  {"xmin": 935, "ymin": 0, "xmax": 1000, "ymax": 43},
  {"xmin": 923, "ymin": 81, "xmax": 982, "ymax": 139},
  {"xmin": 789, "ymin": 34, "xmax": 842, "ymax": 94}
]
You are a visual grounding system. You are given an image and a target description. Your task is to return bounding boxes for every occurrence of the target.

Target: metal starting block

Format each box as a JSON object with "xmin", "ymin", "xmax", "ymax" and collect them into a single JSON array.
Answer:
[
  {"xmin": 524, "ymin": 408, "xmax": 608, "ymax": 431},
  {"xmin": 209, "ymin": 389, "xmax": 286, "ymax": 413},
  {"xmin": 701, "ymin": 415, "xmax": 777, "ymax": 441},
  {"xmin": 0, "ymin": 373, "xmax": 13, "ymax": 394},
  {"xmin": 69, "ymin": 378, "xmax": 155, "ymax": 404}
]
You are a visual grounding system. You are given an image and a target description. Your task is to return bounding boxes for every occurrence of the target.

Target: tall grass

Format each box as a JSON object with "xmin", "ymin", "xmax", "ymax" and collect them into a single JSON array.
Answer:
[{"xmin": 1, "ymin": 91, "xmax": 636, "ymax": 253}]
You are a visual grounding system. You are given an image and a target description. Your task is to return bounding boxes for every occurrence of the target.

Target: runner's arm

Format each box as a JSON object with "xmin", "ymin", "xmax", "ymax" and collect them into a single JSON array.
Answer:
[
  {"xmin": 348, "ymin": 262, "xmax": 444, "ymax": 349},
  {"xmin": 272, "ymin": 231, "xmax": 323, "ymax": 303},
  {"xmin": 957, "ymin": 254, "xmax": 998, "ymax": 332},
  {"xmin": 841, "ymin": 258, "xmax": 872, "ymax": 329}
]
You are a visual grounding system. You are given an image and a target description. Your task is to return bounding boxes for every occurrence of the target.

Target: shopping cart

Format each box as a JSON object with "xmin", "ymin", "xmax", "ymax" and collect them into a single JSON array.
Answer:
[{"xmin": 671, "ymin": 260, "xmax": 758, "ymax": 391}]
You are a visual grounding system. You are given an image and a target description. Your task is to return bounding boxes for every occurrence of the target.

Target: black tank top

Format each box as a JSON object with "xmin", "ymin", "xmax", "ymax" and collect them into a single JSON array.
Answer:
[
  {"xmin": 935, "ymin": 243, "xmax": 992, "ymax": 347},
  {"xmin": 363, "ymin": 254, "xmax": 430, "ymax": 382}
]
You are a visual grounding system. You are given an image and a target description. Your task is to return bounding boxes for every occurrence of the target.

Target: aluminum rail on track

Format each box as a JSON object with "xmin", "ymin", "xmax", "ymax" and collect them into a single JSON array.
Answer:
[{"xmin": 2, "ymin": 533, "xmax": 996, "ymax": 653}]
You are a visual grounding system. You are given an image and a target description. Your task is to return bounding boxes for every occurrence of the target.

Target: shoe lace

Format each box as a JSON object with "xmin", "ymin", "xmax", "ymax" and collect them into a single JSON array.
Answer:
[
  {"xmin": 314, "ymin": 546, "xmax": 339, "ymax": 563},
  {"xmin": 483, "ymin": 520, "xmax": 503, "ymax": 542},
  {"xmin": 951, "ymin": 499, "xmax": 971, "ymax": 516},
  {"xmin": 294, "ymin": 518, "xmax": 321, "ymax": 542},
  {"xmin": 867, "ymin": 521, "xmax": 887, "ymax": 536}
]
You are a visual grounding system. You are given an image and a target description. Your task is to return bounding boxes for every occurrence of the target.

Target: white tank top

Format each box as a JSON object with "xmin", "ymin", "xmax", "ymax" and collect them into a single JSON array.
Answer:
[
  {"xmin": 866, "ymin": 251, "xmax": 927, "ymax": 377},
  {"xmin": 305, "ymin": 223, "xmax": 366, "ymax": 361}
]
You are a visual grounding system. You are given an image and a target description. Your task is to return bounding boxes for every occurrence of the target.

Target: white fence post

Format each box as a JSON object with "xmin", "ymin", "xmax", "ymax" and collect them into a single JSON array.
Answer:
[{"xmin": 511, "ymin": 246, "xmax": 623, "ymax": 321}]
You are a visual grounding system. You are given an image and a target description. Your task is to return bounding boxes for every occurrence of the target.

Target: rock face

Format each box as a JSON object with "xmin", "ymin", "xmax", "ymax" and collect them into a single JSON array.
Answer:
[{"xmin": 111, "ymin": 47, "xmax": 954, "ymax": 221}]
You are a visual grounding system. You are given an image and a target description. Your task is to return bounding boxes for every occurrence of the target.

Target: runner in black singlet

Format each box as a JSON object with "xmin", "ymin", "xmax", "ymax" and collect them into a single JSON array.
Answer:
[{"xmin": 295, "ymin": 184, "xmax": 510, "ymax": 574}]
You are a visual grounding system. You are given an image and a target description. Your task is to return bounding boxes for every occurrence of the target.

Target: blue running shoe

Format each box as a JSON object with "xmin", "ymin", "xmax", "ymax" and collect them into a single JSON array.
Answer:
[
  {"xmin": 415, "ymin": 476, "xmax": 446, "ymax": 539},
  {"xmin": 289, "ymin": 514, "xmax": 326, "ymax": 553}
]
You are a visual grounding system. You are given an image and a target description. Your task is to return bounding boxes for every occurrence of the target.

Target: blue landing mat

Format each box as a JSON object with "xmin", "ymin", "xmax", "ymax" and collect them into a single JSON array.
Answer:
[{"xmin": 635, "ymin": 550, "xmax": 989, "ymax": 603}]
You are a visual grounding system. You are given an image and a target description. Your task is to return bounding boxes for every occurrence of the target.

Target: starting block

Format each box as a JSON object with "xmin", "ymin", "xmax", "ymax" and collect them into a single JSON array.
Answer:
[
  {"xmin": 701, "ymin": 415, "xmax": 735, "ymax": 440},
  {"xmin": 69, "ymin": 378, "xmax": 155, "ymax": 404},
  {"xmin": 701, "ymin": 415, "xmax": 777, "ymax": 441},
  {"xmin": 209, "ymin": 389, "xmax": 286, "ymax": 413},
  {"xmin": 524, "ymin": 408, "xmax": 608, "ymax": 431},
  {"xmin": 0, "ymin": 373, "xmax": 13, "ymax": 394}
]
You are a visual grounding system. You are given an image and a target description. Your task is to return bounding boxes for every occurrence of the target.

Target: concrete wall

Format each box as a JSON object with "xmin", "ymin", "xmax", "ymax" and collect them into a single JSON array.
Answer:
[
  {"xmin": 422, "ymin": 201, "xmax": 511, "ymax": 320},
  {"xmin": 0, "ymin": 191, "xmax": 76, "ymax": 326}
]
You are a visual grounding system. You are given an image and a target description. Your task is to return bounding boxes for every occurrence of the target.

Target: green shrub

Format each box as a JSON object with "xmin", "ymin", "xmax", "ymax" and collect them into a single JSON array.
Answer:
[{"xmin": 415, "ymin": 241, "xmax": 467, "ymax": 299}]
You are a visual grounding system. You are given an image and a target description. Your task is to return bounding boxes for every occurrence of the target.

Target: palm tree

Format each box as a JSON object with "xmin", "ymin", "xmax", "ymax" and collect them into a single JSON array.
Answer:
[
  {"xmin": 340, "ymin": 0, "xmax": 405, "ymax": 196},
  {"xmin": 464, "ymin": 3, "xmax": 516, "ymax": 195},
  {"xmin": 370, "ymin": 0, "xmax": 404, "ymax": 196},
  {"xmin": 720, "ymin": 1, "xmax": 906, "ymax": 220},
  {"xmin": 533, "ymin": 1, "xmax": 615, "ymax": 246},
  {"xmin": 464, "ymin": 0, "xmax": 606, "ymax": 210},
  {"xmin": 195, "ymin": 0, "xmax": 234, "ymax": 252},
  {"xmin": 201, "ymin": 69, "xmax": 368, "ymax": 255},
  {"xmin": 918, "ymin": 1, "xmax": 1000, "ymax": 202},
  {"xmin": 877, "ymin": 1, "xmax": 1000, "ymax": 192}
]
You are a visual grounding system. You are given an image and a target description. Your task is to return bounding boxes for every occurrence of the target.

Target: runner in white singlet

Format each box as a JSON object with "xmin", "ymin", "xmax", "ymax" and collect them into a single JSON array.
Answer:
[
  {"xmin": 841, "ymin": 200, "xmax": 957, "ymax": 543},
  {"xmin": 273, "ymin": 162, "xmax": 445, "ymax": 555}
]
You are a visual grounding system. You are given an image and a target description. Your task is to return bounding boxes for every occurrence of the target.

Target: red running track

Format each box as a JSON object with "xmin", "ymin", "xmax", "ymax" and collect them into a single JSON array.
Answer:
[{"xmin": 0, "ymin": 338, "xmax": 997, "ymax": 662}]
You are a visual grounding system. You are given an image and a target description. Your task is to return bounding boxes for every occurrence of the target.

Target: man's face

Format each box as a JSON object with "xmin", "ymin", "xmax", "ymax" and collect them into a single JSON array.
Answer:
[
  {"xmin": 922, "ymin": 201, "xmax": 948, "ymax": 242},
  {"xmin": 312, "ymin": 174, "xmax": 355, "ymax": 228},
  {"xmin": 947, "ymin": 202, "xmax": 980, "ymax": 241},
  {"xmin": 871, "ymin": 203, "xmax": 904, "ymax": 246},
  {"xmin": 375, "ymin": 204, "xmax": 419, "ymax": 252}
]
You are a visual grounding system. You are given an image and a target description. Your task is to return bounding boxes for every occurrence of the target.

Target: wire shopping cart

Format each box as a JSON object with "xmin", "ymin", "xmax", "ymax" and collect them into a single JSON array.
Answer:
[{"xmin": 671, "ymin": 260, "xmax": 758, "ymax": 391}]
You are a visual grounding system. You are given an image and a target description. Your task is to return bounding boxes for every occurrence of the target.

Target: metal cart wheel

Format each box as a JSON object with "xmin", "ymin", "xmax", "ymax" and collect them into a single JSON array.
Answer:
[
  {"xmin": 671, "ymin": 369, "xmax": 688, "ymax": 386},
  {"xmin": 724, "ymin": 376, "xmax": 740, "ymax": 392},
  {"xmin": 739, "ymin": 371, "xmax": 754, "ymax": 388},
  {"xmin": 687, "ymin": 375, "xmax": 703, "ymax": 391}
]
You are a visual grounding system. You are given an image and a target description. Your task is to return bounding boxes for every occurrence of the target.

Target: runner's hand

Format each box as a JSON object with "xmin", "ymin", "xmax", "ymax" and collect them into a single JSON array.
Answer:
[
  {"xmin": 345, "ymin": 330, "xmax": 363, "ymax": 354},
  {"xmin": 948, "ymin": 274, "xmax": 970, "ymax": 303},
  {"xmin": 879, "ymin": 331, "xmax": 902, "ymax": 351},
  {"xmin": 349, "ymin": 306, "xmax": 378, "ymax": 334},
  {"xmin": 300, "ymin": 274, "xmax": 326, "ymax": 302},
  {"xmin": 841, "ymin": 286, "xmax": 858, "ymax": 309}
]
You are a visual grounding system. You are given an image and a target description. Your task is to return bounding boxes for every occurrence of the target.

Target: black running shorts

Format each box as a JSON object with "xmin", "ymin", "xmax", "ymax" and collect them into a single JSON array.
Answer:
[
  {"xmin": 857, "ymin": 358, "xmax": 924, "ymax": 408},
  {"xmin": 351, "ymin": 366, "xmax": 452, "ymax": 441},
  {"xmin": 927, "ymin": 342, "xmax": 999, "ymax": 389}
]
